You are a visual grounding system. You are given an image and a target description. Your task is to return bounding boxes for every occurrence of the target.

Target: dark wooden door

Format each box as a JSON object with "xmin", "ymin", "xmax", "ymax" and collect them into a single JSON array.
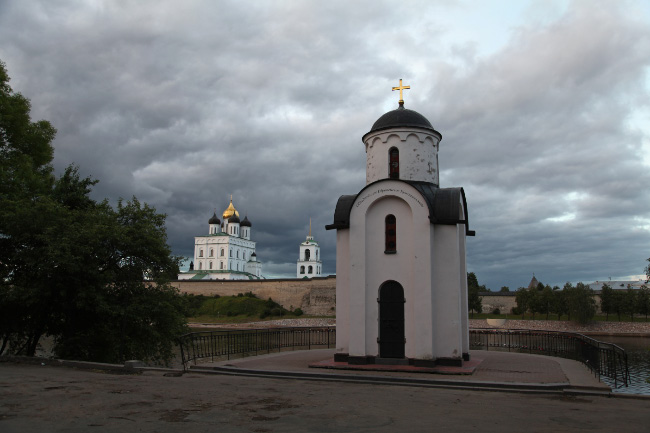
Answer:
[{"xmin": 378, "ymin": 281, "xmax": 405, "ymax": 358}]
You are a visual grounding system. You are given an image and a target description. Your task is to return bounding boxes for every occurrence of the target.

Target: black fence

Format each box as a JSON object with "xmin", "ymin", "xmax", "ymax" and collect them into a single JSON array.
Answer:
[
  {"xmin": 178, "ymin": 327, "xmax": 335, "ymax": 369},
  {"xmin": 469, "ymin": 328, "xmax": 630, "ymax": 387},
  {"xmin": 178, "ymin": 327, "xmax": 630, "ymax": 388}
]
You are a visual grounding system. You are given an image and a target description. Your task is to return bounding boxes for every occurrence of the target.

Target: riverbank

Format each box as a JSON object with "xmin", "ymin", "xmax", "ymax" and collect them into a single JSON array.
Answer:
[{"xmin": 189, "ymin": 317, "xmax": 650, "ymax": 336}]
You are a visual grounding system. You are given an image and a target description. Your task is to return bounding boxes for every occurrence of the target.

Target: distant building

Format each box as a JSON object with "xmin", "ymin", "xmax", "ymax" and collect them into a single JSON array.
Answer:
[
  {"xmin": 178, "ymin": 197, "xmax": 262, "ymax": 280},
  {"xmin": 587, "ymin": 280, "xmax": 647, "ymax": 291},
  {"xmin": 296, "ymin": 220, "xmax": 322, "ymax": 278}
]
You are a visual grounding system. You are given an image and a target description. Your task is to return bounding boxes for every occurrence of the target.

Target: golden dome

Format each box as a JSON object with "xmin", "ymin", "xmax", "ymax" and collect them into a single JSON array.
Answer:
[{"xmin": 222, "ymin": 196, "xmax": 240, "ymax": 219}]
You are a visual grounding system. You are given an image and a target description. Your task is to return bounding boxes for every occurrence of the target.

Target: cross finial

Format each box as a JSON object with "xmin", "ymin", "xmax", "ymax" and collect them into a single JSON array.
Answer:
[
  {"xmin": 392, "ymin": 79, "xmax": 410, "ymax": 105},
  {"xmin": 309, "ymin": 218, "xmax": 312, "ymax": 237}
]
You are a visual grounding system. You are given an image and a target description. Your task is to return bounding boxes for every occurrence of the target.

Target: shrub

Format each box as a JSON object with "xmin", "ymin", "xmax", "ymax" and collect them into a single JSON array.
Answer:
[
  {"xmin": 293, "ymin": 308, "xmax": 304, "ymax": 316},
  {"xmin": 492, "ymin": 308, "xmax": 501, "ymax": 315}
]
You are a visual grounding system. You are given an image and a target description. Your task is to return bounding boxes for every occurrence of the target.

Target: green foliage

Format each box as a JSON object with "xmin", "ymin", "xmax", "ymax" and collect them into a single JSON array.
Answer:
[
  {"xmin": 515, "ymin": 287, "xmax": 529, "ymax": 319},
  {"xmin": 563, "ymin": 282, "xmax": 596, "ymax": 324},
  {"xmin": 539, "ymin": 285, "xmax": 554, "ymax": 320},
  {"xmin": 637, "ymin": 286, "xmax": 650, "ymax": 320},
  {"xmin": 467, "ymin": 272, "xmax": 483, "ymax": 317},
  {"xmin": 499, "ymin": 286, "xmax": 510, "ymax": 292},
  {"xmin": 0, "ymin": 60, "xmax": 187, "ymax": 364},
  {"xmin": 623, "ymin": 287, "xmax": 637, "ymax": 321},
  {"xmin": 552, "ymin": 288, "xmax": 568, "ymax": 320},
  {"xmin": 600, "ymin": 283, "xmax": 614, "ymax": 320},
  {"xmin": 193, "ymin": 294, "xmax": 301, "ymax": 319}
]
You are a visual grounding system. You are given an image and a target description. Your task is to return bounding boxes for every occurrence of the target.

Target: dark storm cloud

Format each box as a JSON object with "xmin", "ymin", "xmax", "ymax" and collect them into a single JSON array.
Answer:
[{"xmin": 1, "ymin": 0, "xmax": 648, "ymax": 286}]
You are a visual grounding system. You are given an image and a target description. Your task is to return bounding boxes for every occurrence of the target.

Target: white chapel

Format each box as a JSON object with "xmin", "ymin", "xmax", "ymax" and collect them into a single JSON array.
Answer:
[
  {"xmin": 326, "ymin": 80, "xmax": 475, "ymax": 367},
  {"xmin": 178, "ymin": 197, "xmax": 263, "ymax": 280},
  {"xmin": 296, "ymin": 220, "xmax": 322, "ymax": 278}
]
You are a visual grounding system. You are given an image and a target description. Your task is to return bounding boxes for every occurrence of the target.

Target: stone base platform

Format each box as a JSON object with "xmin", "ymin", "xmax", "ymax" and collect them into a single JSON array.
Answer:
[{"xmin": 309, "ymin": 357, "xmax": 483, "ymax": 375}]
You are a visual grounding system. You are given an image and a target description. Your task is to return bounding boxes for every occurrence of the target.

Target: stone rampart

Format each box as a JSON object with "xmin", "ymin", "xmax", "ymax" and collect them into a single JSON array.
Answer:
[{"xmin": 171, "ymin": 276, "xmax": 336, "ymax": 316}]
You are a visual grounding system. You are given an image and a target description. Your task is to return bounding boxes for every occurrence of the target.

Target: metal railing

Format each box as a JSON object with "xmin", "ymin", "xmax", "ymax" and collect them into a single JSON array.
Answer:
[
  {"xmin": 178, "ymin": 327, "xmax": 335, "ymax": 370},
  {"xmin": 469, "ymin": 328, "xmax": 630, "ymax": 387},
  {"xmin": 178, "ymin": 327, "xmax": 630, "ymax": 388}
]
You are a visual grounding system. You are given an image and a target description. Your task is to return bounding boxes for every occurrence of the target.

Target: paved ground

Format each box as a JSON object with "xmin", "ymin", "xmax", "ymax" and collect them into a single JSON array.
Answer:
[
  {"xmin": 2, "ymin": 350, "xmax": 648, "ymax": 433},
  {"xmin": 202, "ymin": 349, "xmax": 579, "ymax": 386}
]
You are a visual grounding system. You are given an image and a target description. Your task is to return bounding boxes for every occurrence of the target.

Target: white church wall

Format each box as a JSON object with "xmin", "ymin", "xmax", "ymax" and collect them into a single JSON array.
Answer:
[
  {"xmin": 335, "ymin": 229, "xmax": 351, "ymax": 355},
  {"xmin": 364, "ymin": 130, "xmax": 440, "ymax": 186},
  {"xmin": 432, "ymin": 224, "xmax": 464, "ymax": 360}
]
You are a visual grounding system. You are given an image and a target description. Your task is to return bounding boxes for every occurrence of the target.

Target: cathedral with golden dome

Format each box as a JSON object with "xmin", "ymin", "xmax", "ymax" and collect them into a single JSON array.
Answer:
[{"xmin": 178, "ymin": 197, "xmax": 263, "ymax": 280}]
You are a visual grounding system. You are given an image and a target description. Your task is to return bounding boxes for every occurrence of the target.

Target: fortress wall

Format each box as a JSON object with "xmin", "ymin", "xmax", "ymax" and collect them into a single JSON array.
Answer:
[{"xmin": 171, "ymin": 276, "xmax": 336, "ymax": 315}]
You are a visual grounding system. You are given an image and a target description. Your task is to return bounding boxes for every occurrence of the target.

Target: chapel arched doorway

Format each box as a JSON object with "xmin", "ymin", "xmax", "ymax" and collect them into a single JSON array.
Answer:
[{"xmin": 378, "ymin": 280, "xmax": 405, "ymax": 359}]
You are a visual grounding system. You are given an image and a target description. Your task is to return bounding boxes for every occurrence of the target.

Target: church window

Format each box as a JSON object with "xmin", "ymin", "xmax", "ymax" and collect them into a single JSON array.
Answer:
[
  {"xmin": 385, "ymin": 214, "xmax": 396, "ymax": 253},
  {"xmin": 230, "ymin": 250, "xmax": 232, "ymax": 257},
  {"xmin": 199, "ymin": 249, "xmax": 203, "ymax": 257},
  {"xmin": 237, "ymin": 251, "xmax": 239, "ymax": 258},
  {"xmin": 220, "ymin": 262, "xmax": 223, "ymax": 270},
  {"xmin": 308, "ymin": 265, "xmax": 313, "ymax": 274},
  {"xmin": 209, "ymin": 249, "xmax": 214, "ymax": 257},
  {"xmin": 198, "ymin": 262, "xmax": 203, "ymax": 270},
  {"xmin": 220, "ymin": 248, "xmax": 224, "ymax": 257},
  {"xmin": 305, "ymin": 249, "xmax": 310, "ymax": 261},
  {"xmin": 237, "ymin": 263, "xmax": 239, "ymax": 271},
  {"xmin": 209, "ymin": 261, "xmax": 213, "ymax": 269},
  {"xmin": 300, "ymin": 266, "xmax": 305, "ymax": 274},
  {"xmin": 243, "ymin": 252, "xmax": 246, "ymax": 260},
  {"xmin": 389, "ymin": 147, "xmax": 399, "ymax": 179},
  {"xmin": 316, "ymin": 250, "xmax": 318, "ymax": 259}
]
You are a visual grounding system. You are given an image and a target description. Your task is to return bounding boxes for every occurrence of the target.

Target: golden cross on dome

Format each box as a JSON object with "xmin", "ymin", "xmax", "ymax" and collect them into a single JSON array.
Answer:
[{"xmin": 392, "ymin": 79, "xmax": 410, "ymax": 104}]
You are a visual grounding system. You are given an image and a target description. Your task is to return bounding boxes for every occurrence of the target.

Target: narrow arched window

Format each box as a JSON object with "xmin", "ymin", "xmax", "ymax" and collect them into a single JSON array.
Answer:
[
  {"xmin": 209, "ymin": 249, "xmax": 214, "ymax": 257},
  {"xmin": 308, "ymin": 265, "xmax": 313, "ymax": 274},
  {"xmin": 305, "ymin": 249, "xmax": 310, "ymax": 261},
  {"xmin": 385, "ymin": 214, "xmax": 396, "ymax": 253},
  {"xmin": 229, "ymin": 250, "xmax": 232, "ymax": 257},
  {"xmin": 220, "ymin": 262, "xmax": 224, "ymax": 270},
  {"xmin": 209, "ymin": 261, "xmax": 213, "ymax": 269},
  {"xmin": 198, "ymin": 262, "xmax": 203, "ymax": 270},
  {"xmin": 389, "ymin": 147, "xmax": 399, "ymax": 179},
  {"xmin": 199, "ymin": 249, "xmax": 203, "ymax": 257},
  {"xmin": 221, "ymin": 248, "xmax": 224, "ymax": 257},
  {"xmin": 243, "ymin": 252, "xmax": 246, "ymax": 260},
  {"xmin": 300, "ymin": 266, "xmax": 305, "ymax": 274}
]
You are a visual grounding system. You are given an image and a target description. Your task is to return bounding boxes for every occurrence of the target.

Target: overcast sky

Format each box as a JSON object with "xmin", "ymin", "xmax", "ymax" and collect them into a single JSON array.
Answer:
[{"xmin": 1, "ymin": 0, "xmax": 649, "ymax": 289}]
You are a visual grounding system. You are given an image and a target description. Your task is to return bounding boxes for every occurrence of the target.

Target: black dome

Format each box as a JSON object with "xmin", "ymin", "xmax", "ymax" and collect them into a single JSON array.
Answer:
[
  {"xmin": 208, "ymin": 212, "xmax": 220, "ymax": 225},
  {"xmin": 229, "ymin": 214, "xmax": 240, "ymax": 223},
  {"xmin": 367, "ymin": 104, "xmax": 437, "ymax": 136},
  {"xmin": 240, "ymin": 216, "xmax": 252, "ymax": 227}
]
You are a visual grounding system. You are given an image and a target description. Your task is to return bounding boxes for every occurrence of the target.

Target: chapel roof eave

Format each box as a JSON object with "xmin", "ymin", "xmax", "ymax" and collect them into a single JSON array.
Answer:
[
  {"xmin": 361, "ymin": 124, "xmax": 442, "ymax": 143},
  {"xmin": 325, "ymin": 179, "xmax": 475, "ymax": 236}
]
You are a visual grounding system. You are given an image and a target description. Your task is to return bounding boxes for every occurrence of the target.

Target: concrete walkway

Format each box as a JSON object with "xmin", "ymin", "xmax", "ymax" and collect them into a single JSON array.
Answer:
[
  {"xmin": 1, "ymin": 354, "xmax": 649, "ymax": 433},
  {"xmin": 193, "ymin": 349, "xmax": 611, "ymax": 394}
]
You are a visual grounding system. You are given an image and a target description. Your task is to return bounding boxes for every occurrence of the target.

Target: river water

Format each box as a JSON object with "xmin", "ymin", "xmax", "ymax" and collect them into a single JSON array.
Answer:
[{"xmin": 596, "ymin": 336, "xmax": 650, "ymax": 395}]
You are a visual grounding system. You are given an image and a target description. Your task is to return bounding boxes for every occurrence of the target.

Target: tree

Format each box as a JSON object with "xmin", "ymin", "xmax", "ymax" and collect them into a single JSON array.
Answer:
[
  {"xmin": 527, "ymin": 285, "xmax": 541, "ymax": 319},
  {"xmin": 539, "ymin": 285, "xmax": 554, "ymax": 320},
  {"xmin": 551, "ymin": 288, "xmax": 568, "ymax": 321},
  {"xmin": 467, "ymin": 272, "xmax": 483, "ymax": 317},
  {"xmin": 612, "ymin": 290, "xmax": 625, "ymax": 321},
  {"xmin": 600, "ymin": 283, "xmax": 614, "ymax": 321},
  {"xmin": 499, "ymin": 286, "xmax": 510, "ymax": 292},
  {"xmin": 623, "ymin": 287, "xmax": 637, "ymax": 322},
  {"xmin": 0, "ymin": 61, "xmax": 187, "ymax": 363},
  {"xmin": 515, "ymin": 287, "xmax": 529, "ymax": 319},
  {"xmin": 637, "ymin": 286, "xmax": 650, "ymax": 321},
  {"xmin": 564, "ymin": 282, "xmax": 596, "ymax": 324}
]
